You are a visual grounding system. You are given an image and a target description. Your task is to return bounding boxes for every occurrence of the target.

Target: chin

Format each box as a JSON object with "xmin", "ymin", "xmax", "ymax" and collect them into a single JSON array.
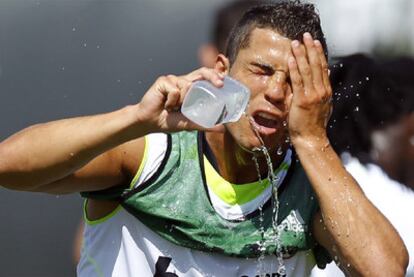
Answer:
[{"xmin": 227, "ymin": 121, "xmax": 286, "ymax": 154}]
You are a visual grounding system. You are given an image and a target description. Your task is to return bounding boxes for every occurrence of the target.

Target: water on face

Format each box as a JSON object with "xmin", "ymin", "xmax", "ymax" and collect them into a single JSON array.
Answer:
[{"xmin": 249, "ymin": 116, "xmax": 286, "ymax": 276}]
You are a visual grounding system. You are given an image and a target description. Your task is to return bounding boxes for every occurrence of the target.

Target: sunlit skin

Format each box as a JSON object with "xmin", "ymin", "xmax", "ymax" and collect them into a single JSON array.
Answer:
[{"xmin": 205, "ymin": 28, "xmax": 293, "ymax": 183}]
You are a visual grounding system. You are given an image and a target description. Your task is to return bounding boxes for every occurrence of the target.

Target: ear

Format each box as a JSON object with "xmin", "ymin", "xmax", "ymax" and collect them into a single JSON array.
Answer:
[{"xmin": 214, "ymin": 54, "xmax": 230, "ymax": 75}]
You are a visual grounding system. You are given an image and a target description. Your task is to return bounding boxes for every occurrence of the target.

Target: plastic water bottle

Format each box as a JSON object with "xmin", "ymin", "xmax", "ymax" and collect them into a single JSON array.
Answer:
[{"xmin": 181, "ymin": 76, "xmax": 250, "ymax": 128}]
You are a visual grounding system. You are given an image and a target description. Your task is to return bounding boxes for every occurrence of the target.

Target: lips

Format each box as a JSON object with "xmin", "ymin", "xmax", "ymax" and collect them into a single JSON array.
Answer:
[{"xmin": 251, "ymin": 111, "xmax": 280, "ymax": 135}]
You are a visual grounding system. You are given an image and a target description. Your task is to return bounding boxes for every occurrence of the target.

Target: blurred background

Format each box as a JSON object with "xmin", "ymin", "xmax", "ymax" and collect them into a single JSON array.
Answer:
[{"xmin": 0, "ymin": 0, "xmax": 413, "ymax": 276}]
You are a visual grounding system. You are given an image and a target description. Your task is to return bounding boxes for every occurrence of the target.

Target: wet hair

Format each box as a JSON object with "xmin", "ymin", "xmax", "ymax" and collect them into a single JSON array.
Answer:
[
  {"xmin": 225, "ymin": 0, "xmax": 328, "ymax": 65},
  {"xmin": 327, "ymin": 54, "xmax": 414, "ymax": 163},
  {"xmin": 212, "ymin": 0, "xmax": 264, "ymax": 54}
]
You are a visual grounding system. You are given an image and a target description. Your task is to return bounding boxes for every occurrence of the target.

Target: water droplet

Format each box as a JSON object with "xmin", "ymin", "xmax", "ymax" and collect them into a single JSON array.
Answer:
[
  {"xmin": 358, "ymin": 81, "xmax": 362, "ymax": 85},
  {"xmin": 339, "ymin": 63, "xmax": 343, "ymax": 68},
  {"xmin": 365, "ymin": 77, "xmax": 370, "ymax": 81},
  {"xmin": 72, "ymin": 27, "xmax": 76, "ymax": 32},
  {"xmin": 347, "ymin": 263, "xmax": 351, "ymax": 268},
  {"xmin": 276, "ymin": 146, "xmax": 283, "ymax": 155},
  {"xmin": 83, "ymin": 42, "xmax": 87, "ymax": 47},
  {"xmin": 356, "ymin": 93, "xmax": 360, "ymax": 97},
  {"xmin": 282, "ymin": 121, "xmax": 287, "ymax": 127},
  {"xmin": 354, "ymin": 106, "xmax": 359, "ymax": 112},
  {"xmin": 96, "ymin": 45, "xmax": 101, "ymax": 49},
  {"xmin": 117, "ymin": 79, "xmax": 121, "ymax": 83},
  {"xmin": 61, "ymin": 66, "xmax": 65, "ymax": 71},
  {"xmin": 350, "ymin": 85, "xmax": 354, "ymax": 88}
]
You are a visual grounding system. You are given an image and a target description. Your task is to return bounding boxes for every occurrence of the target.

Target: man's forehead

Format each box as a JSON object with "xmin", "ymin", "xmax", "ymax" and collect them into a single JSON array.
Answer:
[
  {"xmin": 248, "ymin": 27, "xmax": 291, "ymax": 46},
  {"xmin": 240, "ymin": 28, "xmax": 292, "ymax": 70}
]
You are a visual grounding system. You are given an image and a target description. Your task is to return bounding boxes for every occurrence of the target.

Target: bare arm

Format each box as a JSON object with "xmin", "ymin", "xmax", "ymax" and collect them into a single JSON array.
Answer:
[
  {"xmin": 0, "ymin": 68, "xmax": 224, "ymax": 193},
  {"xmin": 288, "ymin": 33, "xmax": 408, "ymax": 276}
]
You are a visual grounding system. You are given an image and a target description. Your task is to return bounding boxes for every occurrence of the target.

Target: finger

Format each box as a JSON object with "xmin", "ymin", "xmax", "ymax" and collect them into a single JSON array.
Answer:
[
  {"xmin": 175, "ymin": 77, "xmax": 192, "ymax": 104},
  {"xmin": 291, "ymin": 40, "xmax": 313, "ymax": 90},
  {"xmin": 288, "ymin": 55, "xmax": 304, "ymax": 96},
  {"xmin": 303, "ymin": 33, "xmax": 324, "ymax": 91},
  {"xmin": 314, "ymin": 40, "xmax": 332, "ymax": 97},
  {"xmin": 160, "ymin": 77, "xmax": 181, "ymax": 111},
  {"xmin": 184, "ymin": 67, "xmax": 224, "ymax": 87}
]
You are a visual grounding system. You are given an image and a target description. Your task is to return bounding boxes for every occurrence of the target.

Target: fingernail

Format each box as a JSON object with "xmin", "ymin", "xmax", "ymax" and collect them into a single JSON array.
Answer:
[
  {"xmin": 304, "ymin": 32, "xmax": 311, "ymax": 39},
  {"xmin": 292, "ymin": 40, "xmax": 300, "ymax": 48},
  {"xmin": 314, "ymin": 40, "xmax": 321, "ymax": 46}
]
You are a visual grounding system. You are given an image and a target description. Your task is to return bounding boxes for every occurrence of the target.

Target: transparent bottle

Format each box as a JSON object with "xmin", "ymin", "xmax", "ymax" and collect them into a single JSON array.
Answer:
[{"xmin": 181, "ymin": 76, "xmax": 250, "ymax": 128}]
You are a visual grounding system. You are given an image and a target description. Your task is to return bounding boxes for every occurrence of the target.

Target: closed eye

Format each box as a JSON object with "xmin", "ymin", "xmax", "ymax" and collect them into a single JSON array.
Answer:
[{"xmin": 250, "ymin": 62, "xmax": 275, "ymax": 76}]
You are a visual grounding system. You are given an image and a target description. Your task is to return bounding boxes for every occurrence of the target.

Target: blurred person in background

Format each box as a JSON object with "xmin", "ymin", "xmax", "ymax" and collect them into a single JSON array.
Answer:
[
  {"xmin": 198, "ymin": 0, "xmax": 265, "ymax": 68},
  {"xmin": 311, "ymin": 54, "xmax": 414, "ymax": 276}
]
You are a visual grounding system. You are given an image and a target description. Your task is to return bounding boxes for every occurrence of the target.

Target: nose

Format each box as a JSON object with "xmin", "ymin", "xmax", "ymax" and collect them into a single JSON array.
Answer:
[{"xmin": 264, "ymin": 75, "xmax": 287, "ymax": 105}]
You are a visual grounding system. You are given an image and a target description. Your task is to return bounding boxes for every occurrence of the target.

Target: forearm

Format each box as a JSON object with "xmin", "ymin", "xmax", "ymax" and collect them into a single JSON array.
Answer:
[
  {"xmin": 0, "ymin": 104, "xmax": 146, "ymax": 190},
  {"xmin": 293, "ymin": 136, "xmax": 408, "ymax": 276}
]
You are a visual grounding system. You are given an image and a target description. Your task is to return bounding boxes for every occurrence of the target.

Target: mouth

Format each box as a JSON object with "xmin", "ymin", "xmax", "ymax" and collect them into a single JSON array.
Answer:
[{"xmin": 250, "ymin": 111, "xmax": 280, "ymax": 136}]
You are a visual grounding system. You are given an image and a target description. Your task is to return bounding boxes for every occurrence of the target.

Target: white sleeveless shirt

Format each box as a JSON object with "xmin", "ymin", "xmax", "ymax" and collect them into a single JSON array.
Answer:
[{"xmin": 77, "ymin": 133, "xmax": 317, "ymax": 277}]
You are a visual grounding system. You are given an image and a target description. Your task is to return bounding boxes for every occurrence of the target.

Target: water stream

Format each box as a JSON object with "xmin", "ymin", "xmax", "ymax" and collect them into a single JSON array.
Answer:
[{"xmin": 249, "ymin": 116, "xmax": 286, "ymax": 276}]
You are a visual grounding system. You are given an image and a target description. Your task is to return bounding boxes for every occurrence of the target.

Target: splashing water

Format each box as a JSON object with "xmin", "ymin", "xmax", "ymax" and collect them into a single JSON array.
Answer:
[
  {"xmin": 248, "ymin": 116, "xmax": 286, "ymax": 276},
  {"xmin": 252, "ymin": 154, "xmax": 266, "ymax": 275}
]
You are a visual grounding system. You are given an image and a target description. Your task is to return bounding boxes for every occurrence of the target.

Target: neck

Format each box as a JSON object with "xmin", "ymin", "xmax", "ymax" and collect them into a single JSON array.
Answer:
[{"xmin": 205, "ymin": 131, "xmax": 289, "ymax": 184}]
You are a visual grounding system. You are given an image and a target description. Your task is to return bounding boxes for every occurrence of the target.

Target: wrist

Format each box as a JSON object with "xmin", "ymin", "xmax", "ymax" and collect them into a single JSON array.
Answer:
[
  {"xmin": 118, "ymin": 104, "xmax": 153, "ymax": 140},
  {"xmin": 291, "ymin": 135, "xmax": 331, "ymax": 153}
]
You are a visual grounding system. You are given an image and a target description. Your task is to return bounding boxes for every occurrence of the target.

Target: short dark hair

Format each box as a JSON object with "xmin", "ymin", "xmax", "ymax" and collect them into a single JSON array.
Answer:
[{"xmin": 226, "ymin": 1, "xmax": 328, "ymax": 65}]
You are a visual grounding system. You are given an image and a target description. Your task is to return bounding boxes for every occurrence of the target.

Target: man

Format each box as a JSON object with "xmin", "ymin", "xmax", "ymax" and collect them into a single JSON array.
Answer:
[{"xmin": 0, "ymin": 2, "xmax": 408, "ymax": 276}]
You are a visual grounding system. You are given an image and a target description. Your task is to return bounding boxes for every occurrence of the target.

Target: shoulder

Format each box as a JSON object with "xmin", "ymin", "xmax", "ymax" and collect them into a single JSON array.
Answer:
[{"xmin": 120, "ymin": 133, "xmax": 171, "ymax": 183}]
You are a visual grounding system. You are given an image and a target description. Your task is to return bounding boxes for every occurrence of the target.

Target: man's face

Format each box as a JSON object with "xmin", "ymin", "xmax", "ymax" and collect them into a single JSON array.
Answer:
[{"xmin": 226, "ymin": 28, "xmax": 293, "ymax": 151}]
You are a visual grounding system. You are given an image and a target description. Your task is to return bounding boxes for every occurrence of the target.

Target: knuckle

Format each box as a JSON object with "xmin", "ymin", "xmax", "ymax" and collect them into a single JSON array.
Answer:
[{"xmin": 157, "ymin": 76, "xmax": 167, "ymax": 83}]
